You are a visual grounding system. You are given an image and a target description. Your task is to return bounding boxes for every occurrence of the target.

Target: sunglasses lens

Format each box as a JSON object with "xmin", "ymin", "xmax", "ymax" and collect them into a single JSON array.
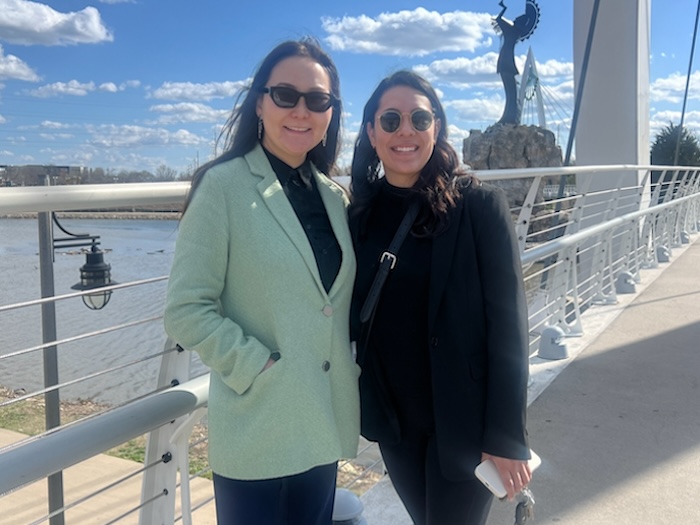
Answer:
[
  {"xmin": 379, "ymin": 111, "xmax": 401, "ymax": 133},
  {"xmin": 378, "ymin": 110, "xmax": 434, "ymax": 133},
  {"xmin": 270, "ymin": 87, "xmax": 299, "ymax": 108},
  {"xmin": 411, "ymin": 110, "xmax": 434, "ymax": 131},
  {"xmin": 267, "ymin": 87, "xmax": 333, "ymax": 112},
  {"xmin": 304, "ymin": 92, "xmax": 333, "ymax": 112}
]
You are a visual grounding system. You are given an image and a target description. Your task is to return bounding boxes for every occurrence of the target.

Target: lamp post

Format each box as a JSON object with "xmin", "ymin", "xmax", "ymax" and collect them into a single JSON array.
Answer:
[{"xmin": 37, "ymin": 172, "xmax": 116, "ymax": 525}]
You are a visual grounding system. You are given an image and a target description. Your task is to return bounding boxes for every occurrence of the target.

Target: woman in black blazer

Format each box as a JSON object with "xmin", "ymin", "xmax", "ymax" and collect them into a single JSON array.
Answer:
[{"xmin": 349, "ymin": 70, "xmax": 532, "ymax": 525}]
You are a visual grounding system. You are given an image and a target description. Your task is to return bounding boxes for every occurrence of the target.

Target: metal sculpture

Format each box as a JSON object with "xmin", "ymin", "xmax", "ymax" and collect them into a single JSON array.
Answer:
[{"xmin": 493, "ymin": 0, "xmax": 540, "ymax": 125}]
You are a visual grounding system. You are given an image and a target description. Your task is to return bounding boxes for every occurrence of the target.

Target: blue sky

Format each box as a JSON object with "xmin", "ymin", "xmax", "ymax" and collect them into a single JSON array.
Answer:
[{"xmin": 1, "ymin": 0, "xmax": 699, "ymax": 175}]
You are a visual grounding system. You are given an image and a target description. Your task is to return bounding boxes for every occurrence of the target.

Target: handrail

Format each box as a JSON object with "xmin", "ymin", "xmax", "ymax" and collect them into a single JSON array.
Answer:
[
  {"xmin": 0, "ymin": 165, "xmax": 691, "ymax": 214},
  {"xmin": 522, "ymin": 191, "xmax": 700, "ymax": 265},
  {"xmin": 0, "ymin": 181, "xmax": 189, "ymax": 213},
  {"xmin": 0, "ymin": 374, "xmax": 209, "ymax": 496}
]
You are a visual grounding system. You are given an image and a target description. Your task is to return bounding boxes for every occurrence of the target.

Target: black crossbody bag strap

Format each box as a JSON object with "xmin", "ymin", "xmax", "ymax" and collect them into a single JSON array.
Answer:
[{"xmin": 359, "ymin": 200, "xmax": 421, "ymax": 324}]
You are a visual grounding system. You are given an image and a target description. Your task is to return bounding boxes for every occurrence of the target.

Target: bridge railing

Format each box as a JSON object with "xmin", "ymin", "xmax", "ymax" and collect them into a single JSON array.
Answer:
[{"xmin": 0, "ymin": 165, "xmax": 698, "ymax": 524}]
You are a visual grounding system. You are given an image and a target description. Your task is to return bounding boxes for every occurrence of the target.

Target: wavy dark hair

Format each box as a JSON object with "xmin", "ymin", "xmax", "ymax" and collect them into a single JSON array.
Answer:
[
  {"xmin": 350, "ymin": 70, "xmax": 473, "ymax": 236},
  {"xmin": 184, "ymin": 37, "xmax": 343, "ymax": 212}
]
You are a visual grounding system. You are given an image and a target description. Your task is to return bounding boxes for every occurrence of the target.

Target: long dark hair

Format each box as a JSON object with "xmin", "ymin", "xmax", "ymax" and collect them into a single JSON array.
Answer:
[
  {"xmin": 184, "ymin": 37, "xmax": 343, "ymax": 212},
  {"xmin": 350, "ymin": 70, "xmax": 472, "ymax": 236}
]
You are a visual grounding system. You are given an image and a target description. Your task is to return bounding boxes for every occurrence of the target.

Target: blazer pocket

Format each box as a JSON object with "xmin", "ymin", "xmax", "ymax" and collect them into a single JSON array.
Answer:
[{"xmin": 249, "ymin": 356, "xmax": 283, "ymax": 390}]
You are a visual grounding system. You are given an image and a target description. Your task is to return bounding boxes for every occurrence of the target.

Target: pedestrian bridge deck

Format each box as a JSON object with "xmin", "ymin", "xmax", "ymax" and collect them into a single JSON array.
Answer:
[{"xmin": 2, "ymin": 238, "xmax": 699, "ymax": 525}]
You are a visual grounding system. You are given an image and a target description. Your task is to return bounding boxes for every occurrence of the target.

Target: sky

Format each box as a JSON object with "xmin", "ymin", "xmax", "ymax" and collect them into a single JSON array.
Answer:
[{"xmin": 1, "ymin": 0, "xmax": 700, "ymax": 175}]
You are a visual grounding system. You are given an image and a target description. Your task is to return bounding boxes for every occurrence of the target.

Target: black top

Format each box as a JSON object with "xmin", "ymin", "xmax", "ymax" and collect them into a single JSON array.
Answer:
[
  {"xmin": 352, "ymin": 179, "xmax": 434, "ymax": 433},
  {"xmin": 264, "ymin": 149, "xmax": 341, "ymax": 293}
]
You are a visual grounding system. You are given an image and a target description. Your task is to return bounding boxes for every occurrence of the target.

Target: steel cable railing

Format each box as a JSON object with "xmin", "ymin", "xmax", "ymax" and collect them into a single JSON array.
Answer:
[{"xmin": 1, "ymin": 167, "xmax": 699, "ymax": 524}]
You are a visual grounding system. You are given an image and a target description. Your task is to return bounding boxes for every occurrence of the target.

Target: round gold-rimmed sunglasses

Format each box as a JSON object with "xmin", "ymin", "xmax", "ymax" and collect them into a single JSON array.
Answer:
[
  {"xmin": 377, "ymin": 108, "xmax": 435, "ymax": 133},
  {"xmin": 260, "ymin": 86, "xmax": 337, "ymax": 113}
]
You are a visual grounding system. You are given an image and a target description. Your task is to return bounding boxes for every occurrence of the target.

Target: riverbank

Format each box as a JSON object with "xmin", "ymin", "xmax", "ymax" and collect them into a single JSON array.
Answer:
[{"xmin": 1, "ymin": 211, "xmax": 181, "ymax": 220}]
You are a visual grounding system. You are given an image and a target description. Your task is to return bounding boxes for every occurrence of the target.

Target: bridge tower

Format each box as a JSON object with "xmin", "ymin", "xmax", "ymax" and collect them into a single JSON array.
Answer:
[{"xmin": 573, "ymin": 0, "xmax": 651, "ymax": 208}]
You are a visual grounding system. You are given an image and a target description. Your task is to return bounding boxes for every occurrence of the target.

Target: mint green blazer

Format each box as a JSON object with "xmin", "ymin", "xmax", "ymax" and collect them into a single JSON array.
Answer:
[{"xmin": 164, "ymin": 145, "xmax": 360, "ymax": 480}]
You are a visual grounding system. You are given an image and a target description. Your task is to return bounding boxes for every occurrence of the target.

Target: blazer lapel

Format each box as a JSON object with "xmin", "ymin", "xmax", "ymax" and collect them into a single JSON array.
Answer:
[
  {"xmin": 246, "ymin": 147, "xmax": 328, "ymax": 296},
  {"xmin": 314, "ymin": 169, "xmax": 355, "ymax": 299},
  {"xmin": 428, "ymin": 197, "xmax": 463, "ymax": 331}
]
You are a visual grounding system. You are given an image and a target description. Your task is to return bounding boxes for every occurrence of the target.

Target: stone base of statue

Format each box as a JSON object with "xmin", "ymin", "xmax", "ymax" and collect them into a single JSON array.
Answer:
[
  {"xmin": 462, "ymin": 123, "xmax": 563, "ymax": 206},
  {"xmin": 463, "ymin": 123, "xmax": 566, "ymax": 242}
]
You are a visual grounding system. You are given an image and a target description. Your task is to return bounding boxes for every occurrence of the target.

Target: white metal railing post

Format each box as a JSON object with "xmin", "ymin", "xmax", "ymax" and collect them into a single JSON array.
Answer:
[
  {"xmin": 515, "ymin": 175, "xmax": 542, "ymax": 252},
  {"xmin": 171, "ymin": 407, "xmax": 209, "ymax": 525},
  {"xmin": 139, "ymin": 339, "xmax": 194, "ymax": 524},
  {"xmin": 590, "ymin": 229, "xmax": 617, "ymax": 305}
]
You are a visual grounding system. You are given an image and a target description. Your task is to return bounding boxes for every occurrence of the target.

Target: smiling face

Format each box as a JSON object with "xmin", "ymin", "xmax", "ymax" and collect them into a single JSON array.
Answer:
[
  {"xmin": 367, "ymin": 85, "xmax": 440, "ymax": 188},
  {"xmin": 256, "ymin": 56, "xmax": 333, "ymax": 168}
]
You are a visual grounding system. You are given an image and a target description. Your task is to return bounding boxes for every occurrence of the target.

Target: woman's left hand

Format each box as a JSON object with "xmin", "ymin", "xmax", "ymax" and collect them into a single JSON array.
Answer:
[{"xmin": 481, "ymin": 452, "xmax": 532, "ymax": 501}]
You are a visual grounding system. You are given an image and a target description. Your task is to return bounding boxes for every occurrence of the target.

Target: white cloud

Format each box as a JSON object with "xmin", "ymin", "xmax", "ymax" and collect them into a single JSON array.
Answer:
[
  {"xmin": 534, "ymin": 59, "xmax": 574, "ymax": 79},
  {"xmin": 414, "ymin": 54, "xmax": 573, "ymax": 88},
  {"xmin": 39, "ymin": 132, "xmax": 74, "ymax": 140},
  {"xmin": 0, "ymin": 0, "xmax": 113, "ymax": 46},
  {"xmin": 87, "ymin": 124, "xmax": 206, "ymax": 148},
  {"xmin": 650, "ymin": 71, "xmax": 700, "ymax": 104},
  {"xmin": 149, "ymin": 102, "xmax": 229, "ymax": 124},
  {"xmin": 100, "ymin": 82, "xmax": 119, "ymax": 92},
  {"xmin": 414, "ymin": 53, "xmax": 500, "ymax": 86},
  {"xmin": 649, "ymin": 109, "xmax": 700, "ymax": 137},
  {"xmin": 322, "ymin": 8, "xmax": 493, "ymax": 57},
  {"xmin": 28, "ymin": 80, "xmax": 96, "ymax": 97},
  {"xmin": 444, "ymin": 96, "xmax": 505, "ymax": 126},
  {"xmin": 41, "ymin": 120, "xmax": 72, "ymax": 129},
  {"xmin": 0, "ymin": 114, "xmax": 6, "ymax": 124},
  {"xmin": 0, "ymin": 44, "xmax": 39, "ymax": 81},
  {"xmin": 151, "ymin": 80, "xmax": 248, "ymax": 101}
]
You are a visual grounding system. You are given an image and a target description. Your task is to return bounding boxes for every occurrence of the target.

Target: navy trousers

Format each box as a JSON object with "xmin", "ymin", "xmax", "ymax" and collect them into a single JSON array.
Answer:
[
  {"xmin": 379, "ymin": 433, "xmax": 493, "ymax": 525},
  {"xmin": 212, "ymin": 462, "xmax": 337, "ymax": 525}
]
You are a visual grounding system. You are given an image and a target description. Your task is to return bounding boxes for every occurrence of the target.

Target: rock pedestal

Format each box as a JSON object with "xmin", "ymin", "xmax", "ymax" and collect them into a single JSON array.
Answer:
[
  {"xmin": 463, "ymin": 124, "xmax": 566, "ymax": 241},
  {"xmin": 463, "ymin": 124, "xmax": 563, "ymax": 207}
]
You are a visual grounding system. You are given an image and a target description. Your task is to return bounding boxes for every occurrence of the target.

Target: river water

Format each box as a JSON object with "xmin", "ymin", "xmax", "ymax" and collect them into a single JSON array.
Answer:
[{"xmin": 0, "ymin": 217, "xmax": 206, "ymax": 405}]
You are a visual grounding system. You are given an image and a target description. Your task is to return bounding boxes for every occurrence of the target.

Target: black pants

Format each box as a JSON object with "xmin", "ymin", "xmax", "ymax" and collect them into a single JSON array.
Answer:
[
  {"xmin": 212, "ymin": 463, "xmax": 337, "ymax": 525},
  {"xmin": 380, "ymin": 434, "xmax": 493, "ymax": 525}
]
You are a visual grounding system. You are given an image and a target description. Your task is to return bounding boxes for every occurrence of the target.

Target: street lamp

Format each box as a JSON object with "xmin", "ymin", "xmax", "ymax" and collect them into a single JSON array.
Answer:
[
  {"xmin": 53, "ymin": 213, "xmax": 117, "ymax": 311},
  {"xmin": 70, "ymin": 243, "xmax": 114, "ymax": 310},
  {"xmin": 36, "ymin": 171, "xmax": 118, "ymax": 525}
]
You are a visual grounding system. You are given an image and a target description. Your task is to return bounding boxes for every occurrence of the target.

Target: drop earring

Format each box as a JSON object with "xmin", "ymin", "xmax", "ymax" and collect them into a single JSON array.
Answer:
[
  {"xmin": 322, "ymin": 133, "xmax": 327, "ymax": 147},
  {"xmin": 258, "ymin": 118, "xmax": 263, "ymax": 140}
]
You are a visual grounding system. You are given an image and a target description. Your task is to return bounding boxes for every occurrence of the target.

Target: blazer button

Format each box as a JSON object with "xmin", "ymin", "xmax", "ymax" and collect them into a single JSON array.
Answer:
[
  {"xmin": 322, "ymin": 360, "xmax": 331, "ymax": 372},
  {"xmin": 322, "ymin": 305, "xmax": 333, "ymax": 317},
  {"xmin": 430, "ymin": 336, "xmax": 439, "ymax": 348}
]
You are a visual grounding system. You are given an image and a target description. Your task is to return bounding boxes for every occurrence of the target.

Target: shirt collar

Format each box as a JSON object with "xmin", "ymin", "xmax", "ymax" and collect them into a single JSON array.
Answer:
[{"xmin": 262, "ymin": 147, "xmax": 313, "ymax": 190}]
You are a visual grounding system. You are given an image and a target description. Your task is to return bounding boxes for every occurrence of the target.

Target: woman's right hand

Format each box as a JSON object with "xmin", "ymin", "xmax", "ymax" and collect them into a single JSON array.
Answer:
[{"xmin": 261, "ymin": 358, "xmax": 277, "ymax": 372}]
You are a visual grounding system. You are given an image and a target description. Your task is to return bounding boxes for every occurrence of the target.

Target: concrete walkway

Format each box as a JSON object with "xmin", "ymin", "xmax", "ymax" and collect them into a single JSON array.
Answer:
[
  {"xmin": 0, "ymin": 430, "xmax": 216, "ymax": 524},
  {"xmin": 363, "ymin": 237, "xmax": 700, "ymax": 524}
]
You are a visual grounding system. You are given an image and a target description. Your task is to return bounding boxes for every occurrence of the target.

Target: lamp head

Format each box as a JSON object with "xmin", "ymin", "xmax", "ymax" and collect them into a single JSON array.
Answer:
[{"xmin": 71, "ymin": 243, "xmax": 116, "ymax": 310}]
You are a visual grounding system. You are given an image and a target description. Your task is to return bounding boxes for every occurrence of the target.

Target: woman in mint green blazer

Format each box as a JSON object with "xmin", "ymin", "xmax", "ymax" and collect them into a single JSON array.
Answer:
[{"xmin": 164, "ymin": 38, "xmax": 359, "ymax": 525}]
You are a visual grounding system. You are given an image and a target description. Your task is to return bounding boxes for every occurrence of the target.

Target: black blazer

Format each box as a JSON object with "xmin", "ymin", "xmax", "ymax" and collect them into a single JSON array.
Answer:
[{"xmin": 351, "ymin": 180, "xmax": 530, "ymax": 481}]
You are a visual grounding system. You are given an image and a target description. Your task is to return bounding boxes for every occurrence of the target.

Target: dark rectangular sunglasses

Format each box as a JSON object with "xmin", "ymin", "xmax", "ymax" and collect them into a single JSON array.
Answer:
[
  {"xmin": 378, "ymin": 109, "xmax": 435, "ymax": 133},
  {"xmin": 261, "ymin": 86, "xmax": 336, "ymax": 113}
]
